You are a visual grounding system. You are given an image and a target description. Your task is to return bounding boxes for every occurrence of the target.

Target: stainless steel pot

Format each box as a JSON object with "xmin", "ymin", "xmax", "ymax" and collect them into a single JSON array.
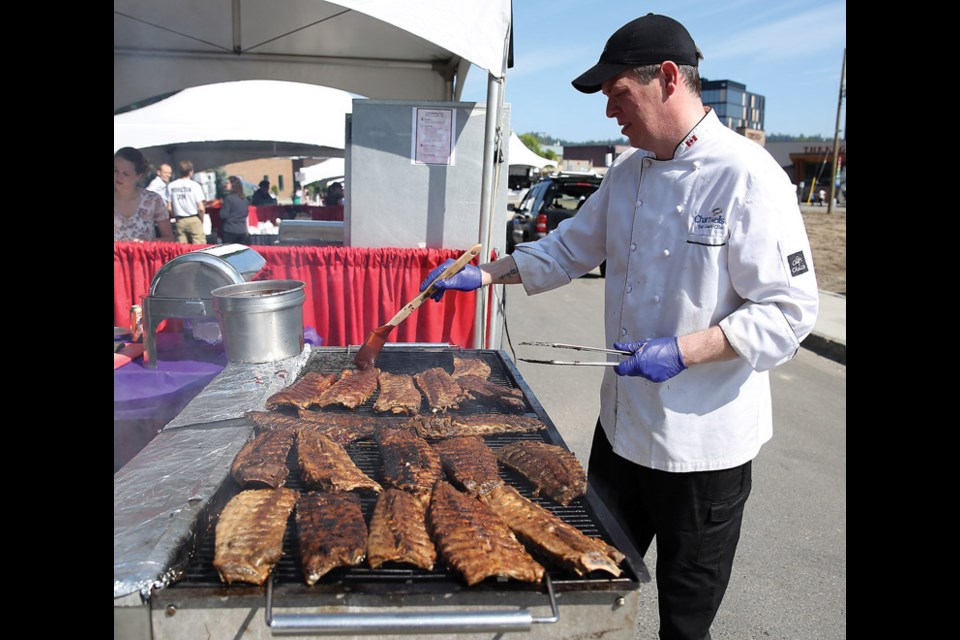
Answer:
[{"xmin": 211, "ymin": 280, "xmax": 306, "ymax": 363}]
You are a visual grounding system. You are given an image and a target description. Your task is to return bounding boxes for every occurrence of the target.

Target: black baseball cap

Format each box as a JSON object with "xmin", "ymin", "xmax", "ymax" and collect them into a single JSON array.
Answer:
[{"xmin": 572, "ymin": 14, "xmax": 702, "ymax": 94}]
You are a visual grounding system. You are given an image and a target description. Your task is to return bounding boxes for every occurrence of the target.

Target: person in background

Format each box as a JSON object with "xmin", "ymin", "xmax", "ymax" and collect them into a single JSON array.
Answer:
[
  {"xmin": 251, "ymin": 179, "xmax": 277, "ymax": 206},
  {"xmin": 167, "ymin": 160, "xmax": 208, "ymax": 244},
  {"xmin": 323, "ymin": 181, "xmax": 344, "ymax": 206},
  {"xmin": 219, "ymin": 176, "xmax": 251, "ymax": 245},
  {"xmin": 416, "ymin": 14, "xmax": 819, "ymax": 640},
  {"xmin": 292, "ymin": 183, "xmax": 304, "ymax": 206},
  {"xmin": 114, "ymin": 147, "xmax": 174, "ymax": 242},
  {"xmin": 145, "ymin": 162, "xmax": 173, "ymax": 212}
]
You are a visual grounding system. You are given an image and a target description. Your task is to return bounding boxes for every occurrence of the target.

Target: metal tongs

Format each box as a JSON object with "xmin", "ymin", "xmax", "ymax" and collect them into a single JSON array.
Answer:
[{"xmin": 517, "ymin": 341, "xmax": 635, "ymax": 366}]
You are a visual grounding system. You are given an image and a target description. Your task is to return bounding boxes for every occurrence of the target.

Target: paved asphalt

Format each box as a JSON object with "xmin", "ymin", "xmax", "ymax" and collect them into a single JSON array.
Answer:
[{"xmin": 497, "ymin": 273, "xmax": 846, "ymax": 639}]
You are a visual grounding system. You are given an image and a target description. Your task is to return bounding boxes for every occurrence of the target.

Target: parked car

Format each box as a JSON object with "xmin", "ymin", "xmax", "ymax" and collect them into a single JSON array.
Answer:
[{"xmin": 505, "ymin": 171, "xmax": 606, "ymax": 275}]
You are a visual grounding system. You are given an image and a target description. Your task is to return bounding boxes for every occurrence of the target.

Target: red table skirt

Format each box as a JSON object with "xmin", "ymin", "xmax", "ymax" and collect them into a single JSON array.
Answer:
[{"xmin": 114, "ymin": 242, "xmax": 482, "ymax": 349}]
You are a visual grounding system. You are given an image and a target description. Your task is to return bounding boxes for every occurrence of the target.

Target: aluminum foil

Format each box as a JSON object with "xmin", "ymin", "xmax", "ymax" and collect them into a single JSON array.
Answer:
[
  {"xmin": 165, "ymin": 345, "xmax": 312, "ymax": 429},
  {"xmin": 114, "ymin": 424, "xmax": 252, "ymax": 599}
]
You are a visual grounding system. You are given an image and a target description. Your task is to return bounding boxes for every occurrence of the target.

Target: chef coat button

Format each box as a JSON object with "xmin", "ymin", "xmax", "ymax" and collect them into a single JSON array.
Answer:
[
  {"xmin": 630, "ymin": 243, "xmax": 637, "ymax": 251},
  {"xmin": 675, "ymin": 205, "xmax": 683, "ymax": 214},
  {"xmin": 692, "ymin": 161, "xmax": 702, "ymax": 169},
  {"xmin": 621, "ymin": 328, "xmax": 628, "ymax": 336},
  {"xmin": 637, "ymin": 199, "xmax": 643, "ymax": 207},
  {"xmin": 643, "ymin": 158, "xmax": 652, "ymax": 166},
  {"xmin": 626, "ymin": 284, "xmax": 633, "ymax": 293},
  {"xmin": 663, "ymin": 249, "xmax": 670, "ymax": 257},
  {"xmin": 653, "ymin": 295, "xmax": 660, "ymax": 303}
]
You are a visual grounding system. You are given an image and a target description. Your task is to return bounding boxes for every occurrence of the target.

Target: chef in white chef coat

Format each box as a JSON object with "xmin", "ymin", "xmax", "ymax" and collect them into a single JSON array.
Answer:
[{"xmin": 419, "ymin": 14, "xmax": 818, "ymax": 640}]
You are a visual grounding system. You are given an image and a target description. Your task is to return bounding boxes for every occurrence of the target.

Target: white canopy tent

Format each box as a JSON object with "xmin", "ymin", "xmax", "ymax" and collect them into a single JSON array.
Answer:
[
  {"xmin": 114, "ymin": 0, "xmax": 514, "ymax": 349},
  {"xmin": 508, "ymin": 132, "xmax": 556, "ymax": 169},
  {"xmin": 113, "ymin": 80, "xmax": 355, "ymax": 170},
  {"xmin": 300, "ymin": 158, "xmax": 346, "ymax": 186}
]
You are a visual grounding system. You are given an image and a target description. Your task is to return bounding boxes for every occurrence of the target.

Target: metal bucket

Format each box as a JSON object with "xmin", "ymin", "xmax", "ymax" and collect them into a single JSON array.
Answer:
[{"xmin": 211, "ymin": 280, "xmax": 306, "ymax": 363}]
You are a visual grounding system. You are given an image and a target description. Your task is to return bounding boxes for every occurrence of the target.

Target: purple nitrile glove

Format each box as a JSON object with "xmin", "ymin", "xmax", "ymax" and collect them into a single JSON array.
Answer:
[
  {"xmin": 613, "ymin": 337, "xmax": 687, "ymax": 382},
  {"xmin": 419, "ymin": 259, "xmax": 483, "ymax": 302}
]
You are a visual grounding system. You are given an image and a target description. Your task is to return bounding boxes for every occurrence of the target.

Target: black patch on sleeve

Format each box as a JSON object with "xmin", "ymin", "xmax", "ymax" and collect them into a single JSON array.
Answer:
[{"xmin": 788, "ymin": 251, "xmax": 809, "ymax": 277}]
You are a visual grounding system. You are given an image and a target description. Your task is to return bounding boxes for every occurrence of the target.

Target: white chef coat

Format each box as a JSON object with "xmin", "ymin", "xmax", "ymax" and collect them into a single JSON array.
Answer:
[
  {"xmin": 145, "ymin": 176, "xmax": 170, "ymax": 205},
  {"xmin": 512, "ymin": 108, "xmax": 819, "ymax": 472}
]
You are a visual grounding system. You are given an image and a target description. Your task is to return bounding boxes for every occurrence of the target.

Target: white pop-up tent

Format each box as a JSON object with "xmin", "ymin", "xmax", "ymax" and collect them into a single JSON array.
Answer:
[
  {"xmin": 508, "ymin": 132, "xmax": 556, "ymax": 169},
  {"xmin": 300, "ymin": 158, "xmax": 346, "ymax": 186},
  {"xmin": 113, "ymin": 80, "xmax": 356, "ymax": 170},
  {"xmin": 114, "ymin": 0, "xmax": 514, "ymax": 348}
]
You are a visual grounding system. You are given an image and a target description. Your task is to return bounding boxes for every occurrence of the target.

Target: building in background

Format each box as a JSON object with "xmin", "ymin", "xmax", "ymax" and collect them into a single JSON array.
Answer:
[{"xmin": 701, "ymin": 78, "xmax": 766, "ymax": 145}]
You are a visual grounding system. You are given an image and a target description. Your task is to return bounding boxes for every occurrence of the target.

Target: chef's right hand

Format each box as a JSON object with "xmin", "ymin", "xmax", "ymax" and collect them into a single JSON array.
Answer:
[{"xmin": 419, "ymin": 260, "xmax": 483, "ymax": 302}]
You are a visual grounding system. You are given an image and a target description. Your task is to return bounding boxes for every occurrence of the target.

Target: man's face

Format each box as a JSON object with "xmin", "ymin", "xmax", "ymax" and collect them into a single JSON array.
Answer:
[
  {"xmin": 601, "ymin": 68, "xmax": 662, "ymax": 149},
  {"xmin": 159, "ymin": 164, "xmax": 172, "ymax": 182}
]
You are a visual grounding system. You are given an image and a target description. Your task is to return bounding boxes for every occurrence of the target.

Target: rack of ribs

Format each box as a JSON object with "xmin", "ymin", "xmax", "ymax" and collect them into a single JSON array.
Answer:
[
  {"xmin": 414, "ymin": 414, "xmax": 546, "ymax": 439},
  {"xmin": 373, "ymin": 371, "xmax": 423, "ymax": 415},
  {"xmin": 413, "ymin": 367, "xmax": 471, "ymax": 411},
  {"xmin": 264, "ymin": 371, "xmax": 340, "ymax": 410},
  {"xmin": 296, "ymin": 427, "xmax": 382, "ymax": 494},
  {"xmin": 454, "ymin": 375, "xmax": 526, "ymax": 411},
  {"xmin": 481, "ymin": 484, "xmax": 624, "ymax": 577},
  {"xmin": 451, "ymin": 354, "xmax": 491, "ymax": 381},
  {"xmin": 296, "ymin": 491, "xmax": 368, "ymax": 585},
  {"xmin": 433, "ymin": 436, "xmax": 504, "ymax": 497},
  {"xmin": 213, "ymin": 487, "xmax": 298, "ymax": 585},
  {"xmin": 230, "ymin": 427, "xmax": 296, "ymax": 488},
  {"xmin": 294, "ymin": 409, "xmax": 380, "ymax": 445},
  {"xmin": 315, "ymin": 367, "xmax": 381, "ymax": 409},
  {"xmin": 366, "ymin": 488, "xmax": 437, "ymax": 571},
  {"xmin": 428, "ymin": 480, "xmax": 544, "ymax": 586},
  {"xmin": 496, "ymin": 441, "xmax": 587, "ymax": 506},
  {"xmin": 376, "ymin": 426, "xmax": 442, "ymax": 504}
]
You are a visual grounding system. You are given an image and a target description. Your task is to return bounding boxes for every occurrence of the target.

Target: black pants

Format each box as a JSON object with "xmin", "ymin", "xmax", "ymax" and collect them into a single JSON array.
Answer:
[
  {"xmin": 221, "ymin": 231, "xmax": 250, "ymax": 245},
  {"xmin": 588, "ymin": 420, "xmax": 752, "ymax": 640}
]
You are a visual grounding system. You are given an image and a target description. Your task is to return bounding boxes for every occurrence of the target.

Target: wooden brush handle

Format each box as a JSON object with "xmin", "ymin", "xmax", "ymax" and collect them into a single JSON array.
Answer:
[{"xmin": 385, "ymin": 243, "xmax": 482, "ymax": 326}]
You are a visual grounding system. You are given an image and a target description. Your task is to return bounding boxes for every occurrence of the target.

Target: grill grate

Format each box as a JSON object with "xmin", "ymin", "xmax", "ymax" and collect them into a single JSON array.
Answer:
[{"xmin": 170, "ymin": 348, "xmax": 637, "ymax": 593}]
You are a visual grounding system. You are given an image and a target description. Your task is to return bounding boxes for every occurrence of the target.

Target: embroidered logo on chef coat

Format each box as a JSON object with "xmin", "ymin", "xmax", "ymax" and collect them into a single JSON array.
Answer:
[
  {"xmin": 788, "ymin": 251, "xmax": 809, "ymax": 276},
  {"xmin": 687, "ymin": 206, "xmax": 728, "ymax": 246}
]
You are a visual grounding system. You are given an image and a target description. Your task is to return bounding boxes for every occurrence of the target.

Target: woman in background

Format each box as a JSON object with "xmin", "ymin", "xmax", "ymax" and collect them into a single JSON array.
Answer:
[
  {"xmin": 114, "ymin": 147, "xmax": 174, "ymax": 242},
  {"xmin": 219, "ymin": 176, "xmax": 251, "ymax": 245}
]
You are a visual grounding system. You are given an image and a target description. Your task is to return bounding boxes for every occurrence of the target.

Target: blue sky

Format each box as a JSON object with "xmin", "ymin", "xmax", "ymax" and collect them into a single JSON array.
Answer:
[{"xmin": 458, "ymin": 0, "xmax": 846, "ymax": 142}]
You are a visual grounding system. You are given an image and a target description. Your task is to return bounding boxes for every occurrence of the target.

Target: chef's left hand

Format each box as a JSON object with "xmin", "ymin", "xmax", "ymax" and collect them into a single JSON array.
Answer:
[{"xmin": 613, "ymin": 337, "xmax": 687, "ymax": 382}]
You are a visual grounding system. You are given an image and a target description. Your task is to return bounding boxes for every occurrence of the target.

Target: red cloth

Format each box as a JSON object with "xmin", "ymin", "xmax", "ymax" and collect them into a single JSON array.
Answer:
[{"xmin": 114, "ymin": 242, "xmax": 479, "ymax": 349}]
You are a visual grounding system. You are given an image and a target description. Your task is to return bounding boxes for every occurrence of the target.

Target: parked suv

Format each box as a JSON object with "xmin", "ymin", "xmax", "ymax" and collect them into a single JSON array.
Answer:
[{"xmin": 505, "ymin": 171, "xmax": 605, "ymax": 274}]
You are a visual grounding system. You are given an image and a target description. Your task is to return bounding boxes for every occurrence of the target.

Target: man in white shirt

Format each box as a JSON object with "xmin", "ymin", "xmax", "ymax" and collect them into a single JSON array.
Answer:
[
  {"xmin": 145, "ymin": 163, "xmax": 172, "ymax": 212},
  {"xmin": 167, "ymin": 160, "xmax": 207, "ymax": 244},
  {"xmin": 417, "ymin": 14, "xmax": 819, "ymax": 640}
]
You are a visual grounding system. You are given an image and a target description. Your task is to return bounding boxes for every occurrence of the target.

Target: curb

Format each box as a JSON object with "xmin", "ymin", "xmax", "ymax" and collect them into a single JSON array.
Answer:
[{"xmin": 801, "ymin": 334, "xmax": 845, "ymax": 366}]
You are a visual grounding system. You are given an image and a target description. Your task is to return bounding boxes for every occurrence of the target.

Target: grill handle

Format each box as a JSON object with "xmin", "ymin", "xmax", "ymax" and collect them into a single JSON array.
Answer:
[{"xmin": 265, "ymin": 574, "xmax": 559, "ymax": 635}]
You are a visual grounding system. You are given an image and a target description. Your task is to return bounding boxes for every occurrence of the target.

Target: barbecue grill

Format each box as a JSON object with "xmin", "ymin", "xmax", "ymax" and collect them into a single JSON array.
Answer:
[{"xmin": 114, "ymin": 347, "xmax": 650, "ymax": 639}]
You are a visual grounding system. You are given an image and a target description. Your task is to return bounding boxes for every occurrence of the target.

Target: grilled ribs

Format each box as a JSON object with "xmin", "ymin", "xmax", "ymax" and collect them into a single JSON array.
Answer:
[
  {"xmin": 315, "ymin": 367, "xmax": 380, "ymax": 409},
  {"xmin": 295, "ymin": 491, "xmax": 368, "ymax": 585},
  {"xmin": 428, "ymin": 480, "xmax": 544, "ymax": 586},
  {"xmin": 414, "ymin": 414, "xmax": 546, "ymax": 439},
  {"xmin": 213, "ymin": 487, "xmax": 298, "ymax": 585},
  {"xmin": 414, "ymin": 367, "xmax": 471, "ymax": 411},
  {"xmin": 230, "ymin": 427, "xmax": 296, "ymax": 488},
  {"xmin": 434, "ymin": 436, "xmax": 504, "ymax": 497},
  {"xmin": 481, "ymin": 484, "xmax": 624, "ymax": 577},
  {"xmin": 496, "ymin": 441, "xmax": 586, "ymax": 506},
  {"xmin": 296, "ymin": 427, "xmax": 382, "ymax": 493},
  {"xmin": 373, "ymin": 371, "xmax": 423, "ymax": 415},
  {"xmin": 451, "ymin": 355, "xmax": 491, "ymax": 380},
  {"xmin": 377, "ymin": 426, "xmax": 442, "ymax": 503},
  {"xmin": 294, "ymin": 409, "xmax": 379, "ymax": 445},
  {"xmin": 454, "ymin": 375, "xmax": 526, "ymax": 411},
  {"xmin": 367, "ymin": 488, "xmax": 437, "ymax": 571},
  {"xmin": 265, "ymin": 371, "xmax": 339, "ymax": 410}
]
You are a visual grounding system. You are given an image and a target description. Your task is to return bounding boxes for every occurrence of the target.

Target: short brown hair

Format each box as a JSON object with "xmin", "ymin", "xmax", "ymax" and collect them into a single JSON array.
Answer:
[{"xmin": 177, "ymin": 160, "xmax": 194, "ymax": 177}]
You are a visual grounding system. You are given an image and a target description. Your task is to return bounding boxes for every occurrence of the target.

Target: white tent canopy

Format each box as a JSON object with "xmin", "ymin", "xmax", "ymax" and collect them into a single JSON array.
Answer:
[
  {"xmin": 508, "ymin": 132, "xmax": 556, "ymax": 169},
  {"xmin": 113, "ymin": 80, "xmax": 355, "ymax": 170},
  {"xmin": 300, "ymin": 158, "xmax": 345, "ymax": 186},
  {"xmin": 114, "ymin": 0, "xmax": 511, "ymax": 112}
]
